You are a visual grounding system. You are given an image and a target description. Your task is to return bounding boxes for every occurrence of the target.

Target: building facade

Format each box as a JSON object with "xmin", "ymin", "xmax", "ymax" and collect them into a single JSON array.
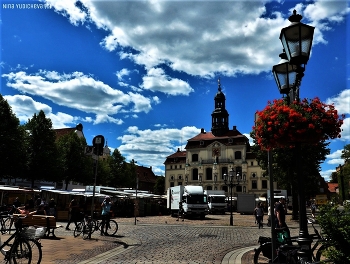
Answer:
[{"xmin": 164, "ymin": 80, "xmax": 269, "ymax": 198}]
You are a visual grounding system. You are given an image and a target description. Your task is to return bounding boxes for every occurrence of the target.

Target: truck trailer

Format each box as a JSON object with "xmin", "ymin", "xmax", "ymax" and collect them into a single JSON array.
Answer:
[
  {"xmin": 167, "ymin": 185, "xmax": 207, "ymax": 219},
  {"xmin": 204, "ymin": 190, "xmax": 226, "ymax": 214},
  {"xmin": 236, "ymin": 193, "xmax": 256, "ymax": 214}
]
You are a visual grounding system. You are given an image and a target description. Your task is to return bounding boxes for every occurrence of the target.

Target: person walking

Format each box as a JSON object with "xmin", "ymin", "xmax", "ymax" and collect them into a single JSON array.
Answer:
[
  {"xmin": 176, "ymin": 201, "xmax": 184, "ymax": 222},
  {"xmin": 267, "ymin": 204, "xmax": 271, "ymax": 227},
  {"xmin": 275, "ymin": 197, "xmax": 290, "ymax": 238},
  {"xmin": 100, "ymin": 196, "xmax": 112, "ymax": 236},
  {"xmin": 311, "ymin": 202, "xmax": 317, "ymax": 218},
  {"xmin": 254, "ymin": 203, "xmax": 264, "ymax": 229},
  {"xmin": 49, "ymin": 198, "xmax": 57, "ymax": 217},
  {"xmin": 66, "ymin": 196, "xmax": 79, "ymax": 230}
]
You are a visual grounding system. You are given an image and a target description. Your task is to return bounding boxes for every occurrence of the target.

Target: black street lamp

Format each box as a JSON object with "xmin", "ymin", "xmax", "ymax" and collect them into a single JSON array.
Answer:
[
  {"xmin": 224, "ymin": 169, "xmax": 242, "ymax": 226},
  {"xmin": 272, "ymin": 10, "xmax": 315, "ymax": 261}
]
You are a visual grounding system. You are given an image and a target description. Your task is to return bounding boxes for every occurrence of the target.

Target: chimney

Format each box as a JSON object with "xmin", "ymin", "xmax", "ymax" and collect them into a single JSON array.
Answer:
[
  {"xmin": 232, "ymin": 126, "xmax": 237, "ymax": 131},
  {"xmin": 177, "ymin": 148, "xmax": 180, "ymax": 152},
  {"xmin": 201, "ymin": 128, "xmax": 205, "ymax": 133}
]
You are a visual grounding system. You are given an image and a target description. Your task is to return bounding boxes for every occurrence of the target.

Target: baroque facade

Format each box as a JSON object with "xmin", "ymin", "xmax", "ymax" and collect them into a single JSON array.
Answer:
[{"xmin": 164, "ymin": 80, "xmax": 269, "ymax": 197}]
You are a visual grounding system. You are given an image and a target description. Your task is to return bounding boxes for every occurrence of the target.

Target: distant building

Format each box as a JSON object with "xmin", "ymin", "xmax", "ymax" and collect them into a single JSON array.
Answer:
[
  {"xmin": 164, "ymin": 79, "xmax": 270, "ymax": 197},
  {"xmin": 136, "ymin": 166, "xmax": 157, "ymax": 192}
]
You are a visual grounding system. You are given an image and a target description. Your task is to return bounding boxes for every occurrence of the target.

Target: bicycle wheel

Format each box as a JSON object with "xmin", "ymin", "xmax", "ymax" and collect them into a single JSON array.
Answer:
[
  {"xmin": 0, "ymin": 217, "xmax": 7, "ymax": 234},
  {"xmin": 9, "ymin": 238, "xmax": 32, "ymax": 264},
  {"xmin": 315, "ymin": 245, "xmax": 328, "ymax": 262},
  {"xmin": 4, "ymin": 217, "xmax": 14, "ymax": 234},
  {"xmin": 105, "ymin": 220, "xmax": 118, "ymax": 236},
  {"xmin": 254, "ymin": 243, "xmax": 272, "ymax": 264},
  {"xmin": 27, "ymin": 239, "xmax": 42, "ymax": 264},
  {"xmin": 74, "ymin": 222, "xmax": 83, "ymax": 237},
  {"xmin": 82, "ymin": 222, "xmax": 94, "ymax": 240}
]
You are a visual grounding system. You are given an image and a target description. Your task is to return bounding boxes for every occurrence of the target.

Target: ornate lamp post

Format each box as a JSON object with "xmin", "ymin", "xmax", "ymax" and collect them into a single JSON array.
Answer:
[
  {"xmin": 272, "ymin": 10, "xmax": 315, "ymax": 261},
  {"xmin": 214, "ymin": 174, "xmax": 217, "ymax": 190},
  {"xmin": 224, "ymin": 168, "xmax": 242, "ymax": 226}
]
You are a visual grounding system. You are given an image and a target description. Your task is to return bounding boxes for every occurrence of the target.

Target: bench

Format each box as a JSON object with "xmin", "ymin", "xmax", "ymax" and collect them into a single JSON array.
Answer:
[{"xmin": 13, "ymin": 214, "xmax": 60, "ymax": 238}]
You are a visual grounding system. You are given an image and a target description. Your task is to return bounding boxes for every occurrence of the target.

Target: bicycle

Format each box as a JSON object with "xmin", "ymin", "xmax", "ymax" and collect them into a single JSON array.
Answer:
[
  {"xmin": 254, "ymin": 218, "xmax": 329, "ymax": 263},
  {"xmin": 73, "ymin": 213, "xmax": 118, "ymax": 238},
  {"xmin": 4, "ymin": 215, "xmax": 45, "ymax": 264},
  {"xmin": 0, "ymin": 217, "xmax": 32, "ymax": 264},
  {"xmin": 73, "ymin": 215, "xmax": 95, "ymax": 240},
  {"xmin": 92, "ymin": 217, "xmax": 118, "ymax": 236}
]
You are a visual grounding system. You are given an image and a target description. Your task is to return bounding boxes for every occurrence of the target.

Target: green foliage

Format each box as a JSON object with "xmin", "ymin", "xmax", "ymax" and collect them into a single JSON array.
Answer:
[
  {"xmin": 107, "ymin": 149, "xmax": 126, "ymax": 187},
  {"xmin": 0, "ymin": 95, "xmax": 27, "ymax": 180},
  {"xmin": 250, "ymin": 137, "xmax": 330, "ymax": 198},
  {"xmin": 56, "ymin": 131, "xmax": 92, "ymax": 189},
  {"xmin": 154, "ymin": 176, "xmax": 165, "ymax": 194},
  {"xmin": 317, "ymin": 202, "xmax": 350, "ymax": 263},
  {"xmin": 24, "ymin": 110, "xmax": 59, "ymax": 187}
]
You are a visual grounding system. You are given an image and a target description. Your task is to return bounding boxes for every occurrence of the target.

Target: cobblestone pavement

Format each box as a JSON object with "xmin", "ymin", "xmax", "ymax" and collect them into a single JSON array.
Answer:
[
  {"xmin": 0, "ymin": 212, "xmax": 305, "ymax": 264},
  {"xmin": 89, "ymin": 213, "xmax": 301, "ymax": 264}
]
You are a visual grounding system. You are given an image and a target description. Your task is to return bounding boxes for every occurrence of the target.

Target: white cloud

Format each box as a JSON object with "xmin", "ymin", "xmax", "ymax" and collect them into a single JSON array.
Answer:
[
  {"xmin": 2, "ymin": 70, "xmax": 153, "ymax": 124},
  {"xmin": 325, "ymin": 89, "xmax": 350, "ymax": 115},
  {"xmin": 117, "ymin": 125, "xmax": 200, "ymax": 174},
  {"xmin": 4, "ymin": 94, "xmax": 79, "ymax": 128},
  {"xmin": 45, "ymin": 0, "xmax": 88, "ymax": 26},
  {"xmin": 141, "ymin": 68, "xmax": 193, "ymax": 95},
  {"xmin": 325, "ymin": 89, "xmax": 350, "ymax": 141},
  {"xmin": 320, "ymin": 169, "xmax": 336, "ymax": 182},
  {"xmin": 50, "ymin": 0, "xmax": 345, "ymax": 80}
]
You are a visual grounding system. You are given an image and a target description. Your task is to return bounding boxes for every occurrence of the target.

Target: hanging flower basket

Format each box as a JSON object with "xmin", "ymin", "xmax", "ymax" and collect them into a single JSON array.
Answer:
[{"xmin": 253, "ymin": 97, "xmax": 344, "ymax": 150}]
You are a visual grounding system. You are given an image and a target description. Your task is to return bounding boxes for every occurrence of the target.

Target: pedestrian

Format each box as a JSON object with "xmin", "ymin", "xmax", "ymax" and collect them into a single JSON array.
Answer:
[
  {"xmin": 30, "ymin": 204, "xmax": 46, "ymax": 215},
  {"xmin": 17, "ymin": 204, "xmax": 30, "ymax": 215},
  {"xmin": 65, "ymin": 196, "xmax": 79, "ymax": 230},
  {"xmin": 13, "ymin": 197, "xmax": 21, "ymax": 208},
  {"xmin": 27, "ymin": 196, "xmax": 34, "ymax": 210},
  {"xmin": 311, "ymin": 202, "xmax": 317, "ymax": 218},
  {"xmin": 100, "ymin": 196, "xmax": 112, "ymax": 236},
  {"xmin": 176, "ymin": 201, "xmax": 184, "ymax": 222},
  {"xmin": 49, "ymin": 198, "xmax": 57, "ymax": 217},
  {"xmin": 267, "ymin": 204, "xmax": 271, "ymax": 227},
  {"xmin": 254, "ymin": 203, "xmax": 264, "ymax": 229},
  {"xmin": 275, "ymin": 197, "xmax": 290, "ymax": 240}
]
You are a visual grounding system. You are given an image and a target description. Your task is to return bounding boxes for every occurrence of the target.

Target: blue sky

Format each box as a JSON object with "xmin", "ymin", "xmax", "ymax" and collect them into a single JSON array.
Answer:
[{"xmin": 1, "ymin": 0, "xmax": 349, "ymax": 181}]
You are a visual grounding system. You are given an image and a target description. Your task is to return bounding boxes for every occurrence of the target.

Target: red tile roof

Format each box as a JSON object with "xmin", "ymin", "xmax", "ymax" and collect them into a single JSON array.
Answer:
[
  {"xmin": 328, "ymin": 183, "xmax": 338, "ymax": 193},
  {"xmin": 55, "ymin": 128, "xmax": 76, "ymax": 139}
]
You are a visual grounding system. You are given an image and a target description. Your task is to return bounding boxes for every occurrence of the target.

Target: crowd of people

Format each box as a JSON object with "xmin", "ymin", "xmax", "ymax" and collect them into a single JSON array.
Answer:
[{"xmin": 5, "ymin": 195, "xmax": 57, "ymax": 217}]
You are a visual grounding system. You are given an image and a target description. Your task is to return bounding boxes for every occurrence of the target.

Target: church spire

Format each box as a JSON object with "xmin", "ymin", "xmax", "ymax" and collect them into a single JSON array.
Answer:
[{"xmin": 211, "ymin": 78, "xmax": 229, "ymax": 136}]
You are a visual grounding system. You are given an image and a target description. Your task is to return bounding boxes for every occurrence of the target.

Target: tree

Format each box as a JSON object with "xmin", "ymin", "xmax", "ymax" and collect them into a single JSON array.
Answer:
[
  {"xmin": 317, "ymin": 202, "xmax": 350, "ymax": 263},
  {"xmin": 24, "ymin": 110, "xmax": 59, "ymax": 187},
  {"xmin": 341, "ymin": 144, "xmax": 350, "ymax": 162},
  {"xmin": 56, "ymin": 131, "xmax": 92, "ymax": 189},
  {"xmin": 0, "ymin": 95, "xmax": 28, "ymax": 182},
  {"xmin": 250, "ymin": 130, "xmax": 330, "ymax": 219},
  {"xmin": 107, "ymin": 149, "xmax": 126, "ymax": 187},
  {"xmin": 154, "ymin": 176, "xmax": 165, "ymax": 195}
]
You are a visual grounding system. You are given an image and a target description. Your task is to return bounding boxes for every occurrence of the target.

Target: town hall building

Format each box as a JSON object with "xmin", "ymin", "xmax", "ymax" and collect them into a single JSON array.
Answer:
[{"xmin": 164, "ymin": 80, "xmax": 269, "ymax": 198}]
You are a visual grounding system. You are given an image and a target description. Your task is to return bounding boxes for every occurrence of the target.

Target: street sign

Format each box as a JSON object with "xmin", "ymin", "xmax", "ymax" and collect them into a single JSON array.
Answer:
[
  {"xmin": 85, "ymin": 146, "xmax": 94, "ymax": 155},
  {"xmin": 92, "ymin": 135, "xmax": 105, "ymax": 156}
]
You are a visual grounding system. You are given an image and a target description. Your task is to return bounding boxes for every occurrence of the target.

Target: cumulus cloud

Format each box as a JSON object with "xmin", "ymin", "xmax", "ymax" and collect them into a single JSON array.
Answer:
[
  {"xmin": 3, "ymin": 94, "xmax": 81, "ymax": 128},
  {"xmin": 45, "ymin": 0, "xmax": 347, "ymax": 80},
  {"xmin": 325, "ymin": 89, "xmax": 350, "ymax": 141},
  {"xmin": 117, "ymin": 126, "xmax": 200, "ymax": 174},
  {"xmin": 2, "ymin": 70, "xmax": 153, "ymax": 124},
  {"xmin": 141, "ymin": 68, "xmax": 193, "ymax": 95}
]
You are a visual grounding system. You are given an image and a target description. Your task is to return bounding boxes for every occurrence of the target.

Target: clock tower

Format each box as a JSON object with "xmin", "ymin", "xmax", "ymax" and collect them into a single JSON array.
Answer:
[{"xmin": 211, "ymin": 79, "xmax": 229, "ymax": 136}]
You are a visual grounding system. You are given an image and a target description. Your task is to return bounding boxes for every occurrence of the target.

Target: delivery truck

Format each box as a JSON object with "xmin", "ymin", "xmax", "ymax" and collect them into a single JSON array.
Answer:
[
  {"xmin": 204, "ymin": 190, "xmax": 226, "ymax": 214},
  {"xmin": 167, "ymin": 185, "xmax": 207, "ymax": 219}
]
